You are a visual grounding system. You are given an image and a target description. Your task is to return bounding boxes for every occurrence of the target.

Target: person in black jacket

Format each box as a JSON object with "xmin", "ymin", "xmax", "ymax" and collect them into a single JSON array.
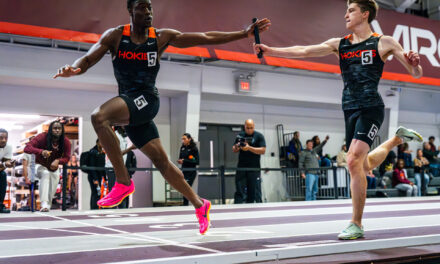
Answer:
[
  {"xmin": 88, "ymin": 139, "xmax": 106, "ymax": 209},
  {"xmin": 178, "ymin": 133, "xmax": 199, "ymax": 206}
]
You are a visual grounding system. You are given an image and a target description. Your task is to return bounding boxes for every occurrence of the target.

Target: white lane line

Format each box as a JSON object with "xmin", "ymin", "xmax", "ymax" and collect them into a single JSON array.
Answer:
[{"xmin": 37, "ymin": 212, "xmax": 222, "ymax": 254}]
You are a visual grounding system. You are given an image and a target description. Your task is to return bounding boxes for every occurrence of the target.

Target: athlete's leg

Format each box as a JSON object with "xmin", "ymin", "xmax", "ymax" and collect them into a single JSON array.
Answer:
[
  {"xmin": 91, "ymin": 97, "xmax": 131, "ymax": 186},
  {"xmin": 346, "ymin": 139, "xmax": 370, "ymax": 227},
  {"xmin": 139, "ymin": 138, "xmax": 203, "ymax": 208},
  {"xmin": 363, "ymin": 136, "xmax": 402, "ymax": 173}
]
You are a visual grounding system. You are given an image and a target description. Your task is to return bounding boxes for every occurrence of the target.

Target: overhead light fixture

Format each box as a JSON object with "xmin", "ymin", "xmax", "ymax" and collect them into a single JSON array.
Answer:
[
  {"xmin": 0, "ymin": 122, "xmax": 24, "ymax": 131},
  {"xmin": 0, "ymin": 114, "xmax": 41, "ymax": 119}
]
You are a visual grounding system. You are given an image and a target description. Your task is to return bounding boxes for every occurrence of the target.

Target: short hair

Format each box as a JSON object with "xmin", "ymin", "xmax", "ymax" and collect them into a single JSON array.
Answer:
[
  {"xmin": 127, "ymin": 0, "xmax": 136, "ymax": 10},
  {"xmin": 347, "ymin": 0, "xmax": 379, "ymax": 23},
  {"xmin": 429, "ymin": 136, "xmax": 435, "ymax": 141},
  {"xmin": 293, "ymin": 131, "xmax": 299, "ymax": 136},
  {"xmin": 0, "ymin": 128, "xmax": 7, "ymax": 136},
  {"xmin": 306, "ymin": 139, "xmax": 313, "ymax": 145}
]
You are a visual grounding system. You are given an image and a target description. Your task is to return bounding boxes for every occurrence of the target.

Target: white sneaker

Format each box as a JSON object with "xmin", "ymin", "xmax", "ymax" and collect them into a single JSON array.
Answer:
[
  {"xmin": 40, "ymin": 202, "xmax": 50, "ymax": 212},
  {"xmin": 395, "ymin": 126, "xmax": 423, "ymax": 143}
]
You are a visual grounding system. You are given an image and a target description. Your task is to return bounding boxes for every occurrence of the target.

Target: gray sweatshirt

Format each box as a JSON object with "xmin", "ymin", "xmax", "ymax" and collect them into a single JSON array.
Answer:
[{"xmin": 299, "ymin": 141, "xmax": 327, "ymax": 173}]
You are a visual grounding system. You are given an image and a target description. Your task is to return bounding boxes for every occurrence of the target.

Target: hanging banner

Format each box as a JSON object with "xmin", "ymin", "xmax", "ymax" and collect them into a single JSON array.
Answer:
[{"xmin": 1, "ymin": 0, "xmax": 439, "ymax": 86}]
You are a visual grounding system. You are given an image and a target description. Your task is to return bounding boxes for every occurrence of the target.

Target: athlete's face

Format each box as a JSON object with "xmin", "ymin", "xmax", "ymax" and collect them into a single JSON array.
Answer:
[
  {"xmin": 345, "ymin": 4, "xmax": 368, "ymax": 30},
  {"xmin": 131, "ymin": 0, "xmax": 153, "ymax": 28},
  {"xmin": 0, "ymin": 132, "xmax": 7, "ymax": 148}
]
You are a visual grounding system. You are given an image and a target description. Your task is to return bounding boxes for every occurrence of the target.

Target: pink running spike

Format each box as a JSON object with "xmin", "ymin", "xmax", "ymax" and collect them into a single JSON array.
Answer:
[
  {"xmin": 195, "ymin": 198, "xmax": 211, "ymax": 235},
  {"xmin": 98, "ymin": 179, "xmax": 135, "ymax": 208}
]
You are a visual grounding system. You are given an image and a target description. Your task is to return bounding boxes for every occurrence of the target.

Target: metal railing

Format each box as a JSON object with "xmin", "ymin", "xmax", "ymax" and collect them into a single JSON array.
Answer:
[{"xmin": 61, "ymin": 165, "xmax": 351, "ymax": 211}]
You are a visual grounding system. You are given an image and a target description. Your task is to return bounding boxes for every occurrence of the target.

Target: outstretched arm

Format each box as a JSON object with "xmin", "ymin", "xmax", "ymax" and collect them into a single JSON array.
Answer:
[
  {"xmin": 380, "ymin": 36, "xmax": 423, "ymax": 79},
  {"xmin": 254, "ymin": 38, "xmax": 340, "ymax": 59},
  {"xmin": 53, "ymin": 28, "xmax": 117, "ymax": 78},
  {"xmin": 161, "ymin": 18, "xmax": 271, "ymax": 49}
]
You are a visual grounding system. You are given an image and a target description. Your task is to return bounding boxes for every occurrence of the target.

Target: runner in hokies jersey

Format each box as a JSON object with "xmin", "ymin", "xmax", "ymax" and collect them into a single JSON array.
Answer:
[
  {"xmin": 254, "ymin": 0, "xmax": 423, "ymax": 239},
  {"xmin": 53, "ymin": 0, "xmax": 270, "ymax": 235}
]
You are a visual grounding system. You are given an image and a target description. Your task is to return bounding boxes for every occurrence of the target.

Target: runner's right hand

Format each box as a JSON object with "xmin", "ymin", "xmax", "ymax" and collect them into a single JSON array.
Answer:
[{"xmin": 53, "ymin": 65, "xmax": 81, "ymax": 79}]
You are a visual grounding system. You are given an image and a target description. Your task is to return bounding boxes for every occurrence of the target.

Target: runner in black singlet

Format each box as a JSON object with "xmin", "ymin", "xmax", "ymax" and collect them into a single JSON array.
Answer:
[
  {"xmin": 53, "ymin": 0, "xmax": 271, "ymax": 235},
  {"xmin": 254, "ymin": 0, "xmax": 423, "ymax": 239}
]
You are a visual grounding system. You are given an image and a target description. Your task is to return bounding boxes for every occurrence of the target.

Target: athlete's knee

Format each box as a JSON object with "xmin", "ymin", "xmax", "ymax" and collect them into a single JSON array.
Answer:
[
  {"xmin": 347, "ymin": 151, "xmax": 364, "ymax": 172},
  {"xmin": 91, "ymin": 110, "xmax": 110, "ymax": 129}
]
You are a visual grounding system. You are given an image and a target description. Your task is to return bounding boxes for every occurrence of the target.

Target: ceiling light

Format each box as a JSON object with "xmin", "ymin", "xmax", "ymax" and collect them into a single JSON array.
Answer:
[{"xmin": 0, "ymin": 114, "xmax": 41, "ymax": 119}]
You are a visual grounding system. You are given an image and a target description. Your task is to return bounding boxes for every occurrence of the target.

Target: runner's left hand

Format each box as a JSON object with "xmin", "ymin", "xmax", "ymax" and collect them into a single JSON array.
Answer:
[{"xmin": 404, "ymin": 50, "xmax": 420, "ymax": 67}]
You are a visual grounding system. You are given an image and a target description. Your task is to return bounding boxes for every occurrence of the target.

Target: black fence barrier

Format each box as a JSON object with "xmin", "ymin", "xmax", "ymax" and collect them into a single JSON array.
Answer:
[{"xmin": 62, "ymin": 165, "xmax": 351, "ymax": 211}]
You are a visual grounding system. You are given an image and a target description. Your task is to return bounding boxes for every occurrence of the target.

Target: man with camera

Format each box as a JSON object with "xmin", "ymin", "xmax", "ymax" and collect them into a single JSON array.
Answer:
[{"xmin": 232, "ymin": 119, "xmax": 266, "ymax": 203}]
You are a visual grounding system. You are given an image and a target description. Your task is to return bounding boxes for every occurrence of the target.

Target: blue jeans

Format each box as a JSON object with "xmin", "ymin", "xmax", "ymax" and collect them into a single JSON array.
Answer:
[
  {"xmin": 414, "ymin": 173, "xmax": 429, "ymax": 196},
  {"xmin": 366, "ymin": 176, "xmax": 377, "ymax": 189},
  {"xmin": 305, "ymin": 173, "xmax": 319, "ymax": 201}
]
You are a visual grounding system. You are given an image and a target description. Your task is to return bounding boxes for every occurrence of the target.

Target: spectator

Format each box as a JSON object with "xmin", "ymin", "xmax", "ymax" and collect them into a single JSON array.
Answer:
[
  {"xmin": 24, "ymin": 121, "xmax": 71, "ymax": 212},
  {"xmin": 105, "ymin": 126, "xmax": 135, "ymax": 192},
  {"xmin": 392, "ymin": 159, "xmax": 417, "ymax": 197},
  {"xmin": 397, "ymin": 143, "xmax": 413, "ymax": 167},
  {"xmin": 423, "ymin": 142, "xmax": 440, "ymax": 176},
  {"xmin": 287, "ymin": 131, "xmax": 302, "ymax": 168},
  {"xmin": 232, "ymin": 119, "xmax": 266, "ymax": 204},
  {"xmin": 429, "ymin": 136, "xmax": 436, "ymax": 152},
  {"xmin": 414, "ymin": 149, "xmax": 430, "ymax": 197},
  {"xmin": 337, "ymin": 144, "xmax": 348, "ymax": 167},
  {"xmin": 67, "ymin": 154, "xmax": 79, "ymax": 207},
  {"xmin": 299, "ymin": 139, "xmax": 326, "ymax": 201},
  {"xmin": 0, "ymin": 128, "xmax": 15, "ymax": 213},
  {"xmin": 87, "ymin": 139, "xmax": 106, "ymax": 210},
  {"xmin": 379, "ymin": 150, "xmax": 396, "ymax": 176},
  {"xmin": 366, "ymin": 170, "xmax": 376, "ymax": 189},
  {"xmin": 119, "ymin": 148, "xmax": 137, "ymax": 209},
  {"xmin": 178, "ymin": 133, "xmax": 199, "ymax": 206},
  {"xmin": 312, "ymin": 135, "xmax": 330, "ymax": 167}
]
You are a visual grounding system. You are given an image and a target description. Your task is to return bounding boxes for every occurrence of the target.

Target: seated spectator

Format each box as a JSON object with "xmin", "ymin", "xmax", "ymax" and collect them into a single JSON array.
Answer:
[
  {"xmin": 414, "ymin": 149, "xmax": 430, "ymax": 197},
  {"xmin": 429, "ymin": 136, "xmax": 437, "ymax": 152},
  {"xmin": 24, "ymin": 121, "xmax": 71, "ymax": 212},
  {"xmin": 379, "ymin": 150, "xmax": 396, "ymax": 176},
  {"xmin": 392, "ymin": 159, "xmax": 417, "ymax": 197},
  {"xmin": 397, "ymin": 143, "xmax": 413, "ymax": 167},
  {"xmin": 366, "ymin": 170, "xmax": 376, "ymax": 189},
  {"xmin": 422, "ymin": 142, "xmax": 440, "ymax": 176},
  {"xmin": 312, "ymin": 135, "xmax": 330, "ymax": 167},
  {"xmin": 336, "ymin": 144, "xmax": 347, "ymax": 167},
  {"xmin": 287, "ymin": 131, "xmax": 302, "ymax": 168}
]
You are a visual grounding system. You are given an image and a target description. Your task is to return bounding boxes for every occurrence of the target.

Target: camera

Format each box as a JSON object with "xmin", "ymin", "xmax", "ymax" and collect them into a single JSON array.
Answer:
[
  {"xmin": 237, "ymin": 137, "xmax": 247, "ymax": 147},
  {"xmin": 236, "ymin": 135, "xmax": 251, "ymax": 147}
]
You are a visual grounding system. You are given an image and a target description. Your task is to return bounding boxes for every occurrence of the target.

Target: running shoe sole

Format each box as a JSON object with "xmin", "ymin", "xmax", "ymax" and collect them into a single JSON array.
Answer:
[{"xmin": 99, "ymin": 189, "xmax": 135, "ymax": 208}]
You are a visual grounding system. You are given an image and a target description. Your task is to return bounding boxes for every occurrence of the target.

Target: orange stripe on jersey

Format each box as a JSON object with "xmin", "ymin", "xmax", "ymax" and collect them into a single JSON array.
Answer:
[
  {"xmin": 122, "ymin": 24, "xmax": 130, "ymax": 36},
  {"xmin": 344, "ymin": 34, "xmax": 352, "ymax": 40},
  {"xmin": 372, "ymin": 32, "xmax": 381, "ymax": 37},
  {"xmin": 148, "ymin": 27, "xmax": 156, "ymax": 39}
]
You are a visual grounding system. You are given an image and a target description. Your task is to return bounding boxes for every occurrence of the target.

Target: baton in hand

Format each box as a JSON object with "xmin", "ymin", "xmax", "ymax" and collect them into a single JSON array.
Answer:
[{"xmin": 252, "ymin": 18, "xmax": 263, "ymax": 58}]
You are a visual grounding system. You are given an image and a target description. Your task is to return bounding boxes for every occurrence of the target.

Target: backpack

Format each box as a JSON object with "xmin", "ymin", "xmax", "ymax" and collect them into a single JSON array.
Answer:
[{"xmin": 79, "ymin": 151, "xmax": 92, "ymax": 173}]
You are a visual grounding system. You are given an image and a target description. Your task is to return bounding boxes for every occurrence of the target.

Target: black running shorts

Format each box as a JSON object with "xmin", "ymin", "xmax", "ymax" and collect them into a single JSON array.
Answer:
[
  {"xmin": 119, "ymin": 91, "xmax": 160, "ymax": 148},
  {"xmin": 344, "ymin": 106, "xmax": 384, "ymax": 149}
]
